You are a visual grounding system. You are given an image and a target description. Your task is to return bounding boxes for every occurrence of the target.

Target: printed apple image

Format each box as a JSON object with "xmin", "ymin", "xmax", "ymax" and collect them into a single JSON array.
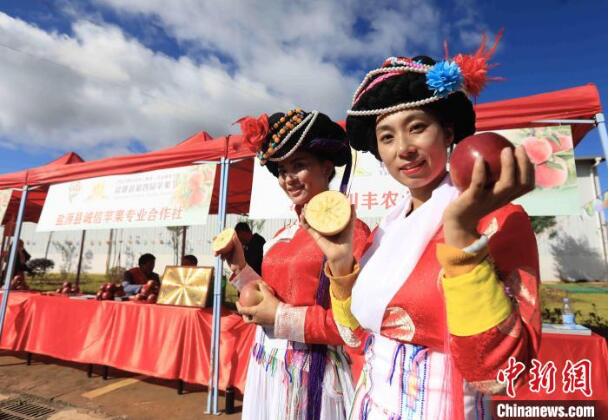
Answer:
[
  {"xmin": 535, "ymin": 158, "xmax": 569, "ymax": 189},
  {"xmin": 449, "ymin": 132, "xmax": 515, "ymax": 192},
  {"xmin": 549, "ymin": 134, "xmax": 573, "ymax": 153},
  {"xmin": 522, "ymin": 137, "xmax": 552, "ymax": 164}
]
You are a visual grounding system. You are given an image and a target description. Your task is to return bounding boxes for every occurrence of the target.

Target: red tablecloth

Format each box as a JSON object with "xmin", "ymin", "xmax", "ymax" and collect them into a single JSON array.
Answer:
[
  {"xmin": 0, "ymin": 292, "xmax": 256, "ymax": 393},
  {"xmin": 495, "ymin": 332, "xmax": 608, "ymax": 418}
]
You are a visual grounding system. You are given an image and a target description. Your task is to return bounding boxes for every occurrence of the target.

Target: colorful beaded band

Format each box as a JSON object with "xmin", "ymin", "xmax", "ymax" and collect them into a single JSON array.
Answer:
[{"xmin": 257, "ymin": 108, "xmax": 320, "ymax": 164}]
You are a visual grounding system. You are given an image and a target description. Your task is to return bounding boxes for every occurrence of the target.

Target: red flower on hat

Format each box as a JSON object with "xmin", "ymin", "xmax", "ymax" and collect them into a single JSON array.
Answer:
[{"xmin": 237, "ymin": 114, "xmax": 269, "ymax": 153}]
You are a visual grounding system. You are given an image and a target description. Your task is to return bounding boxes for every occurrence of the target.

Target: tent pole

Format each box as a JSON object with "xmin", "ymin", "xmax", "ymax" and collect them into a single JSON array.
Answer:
[
  {"xmin": 206, "ymin": 158, "xmax": 229, "ymax": 415},
  {"xmin": 181, "ymin": 226, "xmax": 187, "ymax": 261},
  {"xmin": 44, "ymin": 231, "xmax": 53, "ymax": 260},
  {"xmin": 215, "ymin": 158, "xmax": 230, "ymax": 411},
  {"xmin": 0, "ymin": 232, "xmax": 7, "ymax": 271},
  {"xmin": 75, "ymin": 230, "xmax": 86, "ymax": 288},
  {"xmin": 594, "ymin": 113, "xmax": 608, "ymax": 159},
  {"xmin": 0, "ymin": 186, "xmax": 29, "ymax": 342}
]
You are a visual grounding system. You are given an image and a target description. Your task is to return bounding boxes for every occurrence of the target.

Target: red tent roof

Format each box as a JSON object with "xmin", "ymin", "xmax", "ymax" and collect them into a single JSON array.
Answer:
[
  {"xmin": 0, "ymin": 152, "xmax": 84, "ymax": 189},
  {"xmin": 474, "ymin": 84, "xmax": 602, "ymax": 145},
  {"xmin": 0, "ymin": 84, "xmax": 602, "ymax": 219},
  {"xmin": 1, "ymin": 132, "xmax": 256, "ymax": 215},
  {"xmin": 1, "ymin": 152, "xmax": 85, "ymax": 227}
]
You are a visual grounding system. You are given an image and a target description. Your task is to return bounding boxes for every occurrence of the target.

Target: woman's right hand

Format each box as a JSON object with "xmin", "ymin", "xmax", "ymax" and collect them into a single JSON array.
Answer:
[
  {"xmin": 214, "ymin": 232, "xmax": 247, "ymax": 274},
  {"xmin": 300, "ymin": 205, "xmax": 356, "ymax": 277}
]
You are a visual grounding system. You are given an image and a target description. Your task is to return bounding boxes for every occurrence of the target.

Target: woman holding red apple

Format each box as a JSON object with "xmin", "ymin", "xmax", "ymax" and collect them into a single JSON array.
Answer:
[
  {"xmin": 305, "ymin": 40, "xmax": 542, "ymax": 419},
  {"xmin": 221, "ymin": 109, "xmax": 370, "ymax": 420}
]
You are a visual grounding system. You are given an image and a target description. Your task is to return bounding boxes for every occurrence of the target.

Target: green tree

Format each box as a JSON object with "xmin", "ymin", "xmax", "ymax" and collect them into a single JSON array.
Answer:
[{"xmin": 530, "ymin": 216, "xmax": 557, "ymax": 238}]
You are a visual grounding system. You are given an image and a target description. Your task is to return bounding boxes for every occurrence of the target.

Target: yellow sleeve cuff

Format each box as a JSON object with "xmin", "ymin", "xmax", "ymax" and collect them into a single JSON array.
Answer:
[
  {"xmin": 436, "ymin": 242, "xmax": 489, "ymax": 277},
  {"xmin": 324, "ymin": 261, "xmax": 360, "ymax": 299},
  {"xmin": 329, "ymin": 291, "xmax": 360, "ymax": 330},
  {"xmin": 325, "ymin": 262, "xmax": 361, "ymax": 331},
  {"xmin": 441, "ymin": 259, "xmax": 512, "ymax": 336}
]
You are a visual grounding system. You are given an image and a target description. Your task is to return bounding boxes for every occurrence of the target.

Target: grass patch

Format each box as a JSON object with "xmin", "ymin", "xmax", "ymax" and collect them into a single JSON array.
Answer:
[{"xmin": 541, "ymin": 282, "xmax": 608, "ymax": 321}]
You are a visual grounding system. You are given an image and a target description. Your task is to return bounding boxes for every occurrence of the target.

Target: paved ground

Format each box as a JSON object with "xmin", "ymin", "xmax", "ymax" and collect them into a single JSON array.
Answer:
[{"xmin": 0, "ymin": 351, "xmax": 242, "ymax": 419}]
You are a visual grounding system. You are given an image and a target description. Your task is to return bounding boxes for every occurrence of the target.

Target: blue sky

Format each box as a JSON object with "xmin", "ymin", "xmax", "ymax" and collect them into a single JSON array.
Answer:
[{"xmin": 0, "ymin": 0, "xmax": 606, "ymax": 193}]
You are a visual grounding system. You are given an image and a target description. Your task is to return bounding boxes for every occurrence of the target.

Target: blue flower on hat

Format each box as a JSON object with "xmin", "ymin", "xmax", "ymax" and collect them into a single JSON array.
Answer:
[{"xmin": 426, "ymin": 60, "xmax": 464, "ymax": 97}]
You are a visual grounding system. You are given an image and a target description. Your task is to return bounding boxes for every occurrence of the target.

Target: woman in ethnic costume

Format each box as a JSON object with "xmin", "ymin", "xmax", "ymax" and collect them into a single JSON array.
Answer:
[
  {"xmin": 303, "ymin": 37, "xmax": 542, "ymax": 419},
  {"xmin": 224, "ymin": 108, "xmax": 370, "ymax": 420}
]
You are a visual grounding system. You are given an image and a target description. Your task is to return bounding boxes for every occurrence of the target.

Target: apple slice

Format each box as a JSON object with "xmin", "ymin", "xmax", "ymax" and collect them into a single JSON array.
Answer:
[
  {"xmin": 305, "ymin": 191, "xmax": 351, "ymax": 236},
  {"xmin": 213, "ymin": 228, "xmax": 236, "ymax": 255}
]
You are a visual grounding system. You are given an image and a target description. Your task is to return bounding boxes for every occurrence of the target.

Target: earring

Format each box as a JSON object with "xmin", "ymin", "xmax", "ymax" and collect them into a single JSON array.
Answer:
[{"xmin": 446, "ymin": 145, "xmax": 453, "ymax": 172}]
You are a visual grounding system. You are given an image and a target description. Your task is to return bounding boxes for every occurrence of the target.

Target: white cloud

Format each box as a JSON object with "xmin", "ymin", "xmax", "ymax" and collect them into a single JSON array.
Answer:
[{"xmin": 0, "ymin": 1, "xmax": 486, "ymax": 159}]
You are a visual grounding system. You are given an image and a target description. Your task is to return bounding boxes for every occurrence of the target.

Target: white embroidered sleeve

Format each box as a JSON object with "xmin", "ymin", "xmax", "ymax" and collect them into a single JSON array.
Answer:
[
  {"xmin": 230, "ymin": 264, "xmax": 261, "ymax": 291},
  {"xmin": 273, "ymin": 303, "xmax": 307, "ymax": 343}
]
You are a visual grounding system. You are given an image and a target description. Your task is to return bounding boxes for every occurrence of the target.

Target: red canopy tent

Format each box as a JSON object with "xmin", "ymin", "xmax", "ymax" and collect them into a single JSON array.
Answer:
[
  {"xmin": 1, "ymin": 152, "xmax": 85, "ymax": 227},
  {"xmin": 474, "ymin": 84, "xmax": 603, "ymax": 146},
  {"xmin": 0, "ymin": 132, "xmax": 255, "ymax": 215},
  {"xmin": 1, "ymin": 84, "xmax": 601, "ymax": 211}
]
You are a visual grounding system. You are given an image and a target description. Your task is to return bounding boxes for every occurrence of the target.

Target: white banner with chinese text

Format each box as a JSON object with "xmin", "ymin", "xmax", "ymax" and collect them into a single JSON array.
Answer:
[
  {"xmin": 37, "ymin": 165, "xmax": 216, "ymax": 232},
  {"xmin": 248, "ymin": 151, "xmax": 406, "ymax": 219},
  {"xmin": 249, "ymin": 125, "xmax": 580, "ymax": 219}
]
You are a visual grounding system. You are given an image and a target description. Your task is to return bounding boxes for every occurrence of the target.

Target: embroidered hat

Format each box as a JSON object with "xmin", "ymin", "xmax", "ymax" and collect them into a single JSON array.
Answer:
[
  {"xmin": 346, "ymin": 32, "xmax": 502, "ymax": 158},
  {"xmin": 238, "ymin": 108, "xmax": 350, "ymax": 177}
]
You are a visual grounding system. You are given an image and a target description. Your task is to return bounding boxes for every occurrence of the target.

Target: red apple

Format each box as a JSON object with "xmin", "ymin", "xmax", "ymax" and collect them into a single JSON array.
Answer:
[
  {"xmin": 115, "ymin": 285, "xmax": 125, "ymax": 297},
  {"xmin": 450, "ymin": 132, "xmax": 515, "ymax": 192},
  {"xmin": 136, "ymin": 293, "xmax": 146, "ymax": 301},
  {"xmin": 238, "ymin": 282, "xmax": 264, "ymax": 307},
  {"xmin": 62, "ymin": 281, "xmax": 71, "ymax": 289},
  {"xmin": 61, "ymin": 286, "xmax": 71, "ymax": 294},
  {"xmin": 146, "ymin": 280, "xmax": 156, "ymax": 288},
  {"xmin": 96, "ymin": 291, "xmax": 103, "ymax": 300},
  {"xmin": 101, "ymin": 291, "xmax": 112, "ymax": 300},
  {"xmin": 147, "ymin": 294, "xmax": 157, "ymax": 303}
]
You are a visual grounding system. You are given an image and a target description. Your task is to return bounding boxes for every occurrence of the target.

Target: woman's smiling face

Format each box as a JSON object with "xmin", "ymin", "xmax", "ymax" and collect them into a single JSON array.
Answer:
[
  {"xmin": 277, "ymin": 150, "xmax": 333, "ymax": 206},
  {"xmin": 375, "ymin": 108, "xmax": 453, "ymax": 195}
]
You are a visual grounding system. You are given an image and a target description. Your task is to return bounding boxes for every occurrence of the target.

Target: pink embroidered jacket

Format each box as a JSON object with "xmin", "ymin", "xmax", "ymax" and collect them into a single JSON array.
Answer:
[
  {"xmin": 232, "ymin": 219, "xmax": 370, "ymax": 345},
  {"xmin": 341, "ymin": 204, "xmax": 541, "ymax": 393}
]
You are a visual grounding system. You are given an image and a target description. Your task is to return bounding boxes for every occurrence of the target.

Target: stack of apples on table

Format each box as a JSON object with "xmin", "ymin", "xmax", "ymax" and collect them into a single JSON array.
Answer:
[
  {"xmin": 129, "ymin": 280, "xmax": 159, "ymax": 304},
  {"xmin": 95, "ymin": 282, "xmax": 125, "ymax": 301},
  {"xmin": 54, "ymin": 281, "xmax": 79, "ymax": 295}
]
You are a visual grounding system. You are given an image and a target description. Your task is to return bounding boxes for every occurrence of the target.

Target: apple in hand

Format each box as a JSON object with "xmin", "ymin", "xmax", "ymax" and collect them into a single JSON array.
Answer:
[
  {"xmin": 238, "ymin": 282, "xmax": 265, "ymax": 307},
  {"xmin": 450, "ymin": 132, "xmax": 515, "ymax": 192}
]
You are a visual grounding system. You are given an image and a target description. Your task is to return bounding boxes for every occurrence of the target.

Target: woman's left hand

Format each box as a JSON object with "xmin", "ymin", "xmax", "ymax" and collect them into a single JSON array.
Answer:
[
  {"xmin": 442, "ymin": 146, "xmax": 535, "ymax": 248},
  {"xmin": 236, "ymin": 283, "xmax": 280, "ymax": 327}
]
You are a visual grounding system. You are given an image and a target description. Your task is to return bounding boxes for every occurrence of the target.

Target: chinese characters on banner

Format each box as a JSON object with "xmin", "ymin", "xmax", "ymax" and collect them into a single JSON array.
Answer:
[
  {"xmin": 0, "ymin": 189, "xmax": 12, "ymax": 223},
  {"xmin": 248, "ymin": 150, "xmax": 407, "ymax": 219},
  {"xmin": 37, "ymin": 165, "xmax": 216, "ymax": 232},
  {"xmin": 497, "ymin": 356, "xmax": 593, "ymax": 399}
]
